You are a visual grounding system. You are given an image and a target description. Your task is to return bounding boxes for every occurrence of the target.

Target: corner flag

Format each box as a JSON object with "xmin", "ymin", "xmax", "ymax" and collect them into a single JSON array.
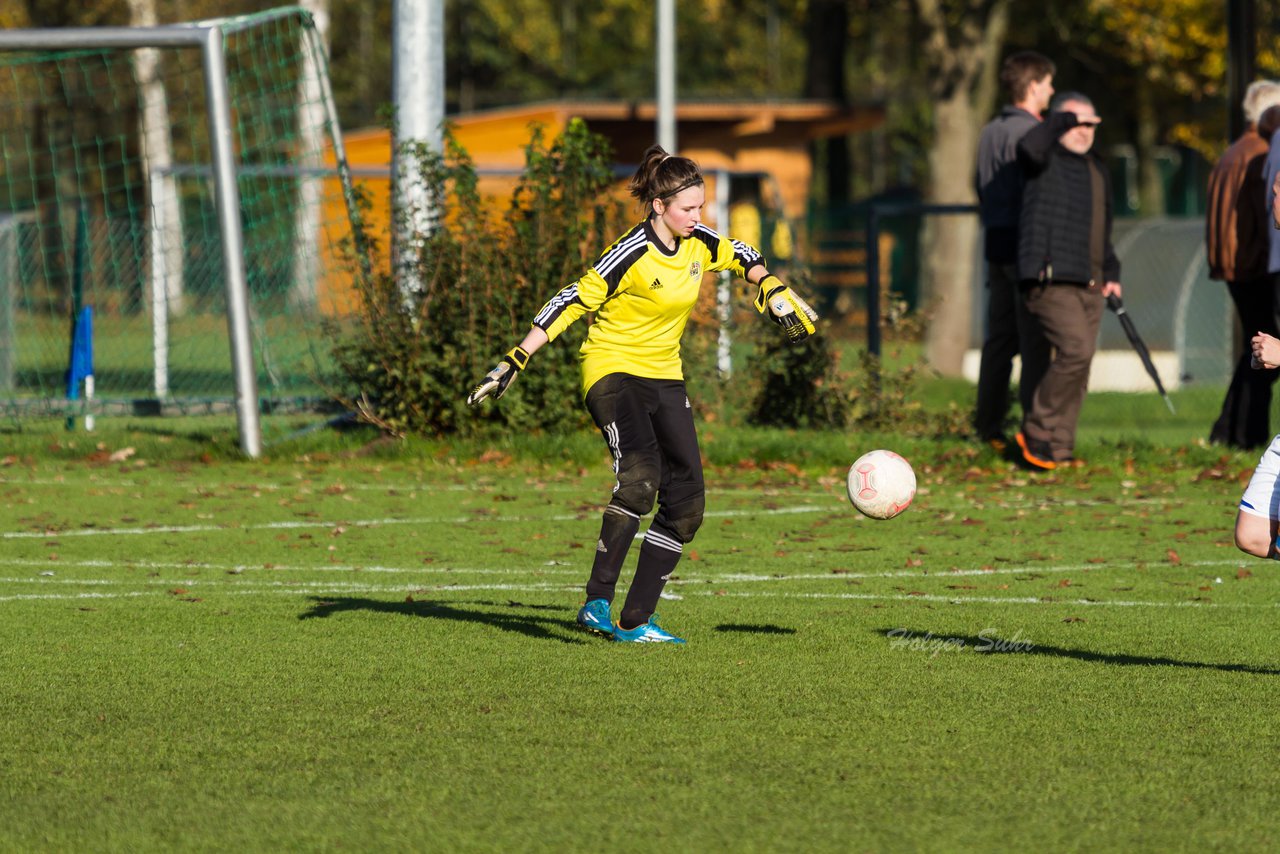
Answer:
[{"xmin": 67, "ymin": 305, "xmax": 95, "ymax": 430}]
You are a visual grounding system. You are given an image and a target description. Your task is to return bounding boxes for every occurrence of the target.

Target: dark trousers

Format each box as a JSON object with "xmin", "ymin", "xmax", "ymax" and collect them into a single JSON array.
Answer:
[
  {"xmin": 975, "ymin": 263, "xmax": 1048, "ymax": 439},
  {"xmin": 1018, "ymin": 282, "xmax": 1103, "ymax": 462},
  {"xmin": 583, "ymin": 374, "xmax": 704, "ymax": 624},
  {"xmin": 1210, "ymin": 275, "xmax": 1280, "ymax": 449}
]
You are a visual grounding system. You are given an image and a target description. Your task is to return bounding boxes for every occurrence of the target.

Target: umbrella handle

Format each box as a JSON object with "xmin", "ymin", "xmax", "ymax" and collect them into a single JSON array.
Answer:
[{"xmin": 1105, "ymin": 293, "xmax": 1124, "ymax": 313}]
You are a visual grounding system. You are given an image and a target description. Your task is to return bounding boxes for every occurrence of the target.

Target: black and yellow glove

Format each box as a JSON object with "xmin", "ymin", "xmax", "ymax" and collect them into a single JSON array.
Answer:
[
  {"xmin": 466, "ymin": 346, "xmax": 530, "ymax": 405},
  {"xmin": 754, "ymin": 275, "xmax": 818, "ymax": 343}
]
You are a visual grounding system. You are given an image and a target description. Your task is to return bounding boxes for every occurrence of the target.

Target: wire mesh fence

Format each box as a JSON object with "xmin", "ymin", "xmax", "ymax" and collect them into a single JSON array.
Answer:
[
  {"xmin": 0, "ymin": 6, "xmax": 1233, "ymax": 448},
  {"xmin": 807, "ymin": 203, "xmax": 1230, "ymax": 394},
  {"xmin": 0, "ymin": 8, "xmax": 362, "ymax": 442}
]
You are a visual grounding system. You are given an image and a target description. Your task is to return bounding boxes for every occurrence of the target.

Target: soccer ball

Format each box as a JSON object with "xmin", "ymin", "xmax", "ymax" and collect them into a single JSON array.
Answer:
[{"xmin": 846, "ymin": 449, "xmax": 916, "ymax": 519}]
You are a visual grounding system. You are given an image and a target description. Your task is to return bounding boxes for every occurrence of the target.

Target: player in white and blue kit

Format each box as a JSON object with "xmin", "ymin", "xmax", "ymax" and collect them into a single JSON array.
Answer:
[{"xmin": 1235, "ymin": 331, "xmax": 1280, "ymax": 557}]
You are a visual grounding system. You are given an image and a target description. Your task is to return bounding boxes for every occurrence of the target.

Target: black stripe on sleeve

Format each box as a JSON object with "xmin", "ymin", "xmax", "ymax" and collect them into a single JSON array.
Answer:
[
  {"xmin": 593, "ymin": 228, "xmax": 649, "ymax": 295},
  {"xmin": 731, "ymin": 238, "xmax": 763, "ymax": 271},
  {"xmin": 692, "ymin": 223, "xmax": 722, "ymax": 263},
  {"xmin": 533, "ymin": 282, "xmax": 583, "ymax": 330}
]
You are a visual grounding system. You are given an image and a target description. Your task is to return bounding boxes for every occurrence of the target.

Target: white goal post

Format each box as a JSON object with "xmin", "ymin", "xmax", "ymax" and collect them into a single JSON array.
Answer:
[{"xmin": 0, "ymin": 8, "xmax": 361, "ymax": 457}]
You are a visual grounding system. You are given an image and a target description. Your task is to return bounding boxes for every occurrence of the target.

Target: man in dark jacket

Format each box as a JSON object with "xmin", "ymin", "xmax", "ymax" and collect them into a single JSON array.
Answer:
[
  {"xmin": 1207, "ymin": 81, "xmax": 1280, "ymax": 449},
  {"xmin": 1014, "ymin": 92, "xmax": 1121, "ymax": 470},
  {"xmin": 973, "ymin": 51, "xmax": 1055, "ymax": 451}
]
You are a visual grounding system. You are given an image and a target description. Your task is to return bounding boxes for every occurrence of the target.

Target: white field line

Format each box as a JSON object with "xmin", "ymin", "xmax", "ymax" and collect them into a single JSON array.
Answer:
[
  {"xmin": 0, "ymin": 582, "xmax": 1273, "ymax": 610},
  {"xmin": 0, "ymin": 584, "xmax": 577, "ymax": 603},
  {"xmin": 0, "ymin": 471, "xmax": 1199, "ymax": 511},
  {"xmin": 0, "ymin": 505, "xmax": 831, "ymax": 540},
  {"xmin": 0, "ymin": 577, "xmax": 579, "ymax": 591},
  {"xmin": 0, "ymin": 552, "xmax": 1264, "ymax": 613},
  {"xmin": 0, "ymin": 555, "xmax": 1252, "ymax": 582},
  {"xmin": 0, "ymin": 476, "xmax": 840, "ymax": 499},
  {"xmin": 678, "ymin": 589, "xmax": 1280, "ymax": 609},
  {"xmin": 0, "ymin": 493, "xmax": 1226, "ymax": 540},
  {"xmin": 0, "ymin": 558, "xmax": 585, "ymax": 576}
]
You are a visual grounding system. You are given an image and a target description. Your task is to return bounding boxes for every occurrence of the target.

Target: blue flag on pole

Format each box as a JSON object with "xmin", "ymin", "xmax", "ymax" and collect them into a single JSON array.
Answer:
[{"xmin": 67, "ymin": 305, "xmax": 93, "ymax": 399}]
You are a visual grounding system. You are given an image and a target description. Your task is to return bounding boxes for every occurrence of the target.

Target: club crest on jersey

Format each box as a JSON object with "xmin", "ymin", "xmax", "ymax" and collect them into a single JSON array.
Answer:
[{"xmin": 689, "ymin": 261, "xmax": 701, "ymax": 279}]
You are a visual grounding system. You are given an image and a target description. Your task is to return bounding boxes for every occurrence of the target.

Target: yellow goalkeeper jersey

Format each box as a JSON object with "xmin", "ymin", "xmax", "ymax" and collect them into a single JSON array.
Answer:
[{"xmin": 534, "ymin": 219, "xmax": 766, "ymax": 395}]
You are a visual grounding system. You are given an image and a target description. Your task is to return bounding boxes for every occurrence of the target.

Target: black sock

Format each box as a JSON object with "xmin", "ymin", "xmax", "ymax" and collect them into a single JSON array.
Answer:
[
  {"xmin": 585, "ymin": 504, "xmax": 640, "ymax": 602},
  {"xmin": 619, "ymin": 526, "xmax": 683, "ymax": 629}
]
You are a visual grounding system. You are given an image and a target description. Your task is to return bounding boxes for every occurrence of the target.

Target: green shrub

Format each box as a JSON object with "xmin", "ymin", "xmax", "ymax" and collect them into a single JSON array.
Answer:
[
  {"xmin": 331, "ymin": 119, "xmax": 622, "ymax": 437},
  {"xmin": 331, "ymin": 123, "xmax": 928, "ymax": 439}
]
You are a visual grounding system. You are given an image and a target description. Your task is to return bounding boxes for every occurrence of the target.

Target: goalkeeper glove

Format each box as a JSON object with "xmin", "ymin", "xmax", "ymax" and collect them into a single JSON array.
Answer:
[
  {"xmin": 754, "ymin": 275, "xmax": 818, "ymax": 343},
  {"xmin": 466, "ymin": 346, "xmax": 530, "ymax": 405}
]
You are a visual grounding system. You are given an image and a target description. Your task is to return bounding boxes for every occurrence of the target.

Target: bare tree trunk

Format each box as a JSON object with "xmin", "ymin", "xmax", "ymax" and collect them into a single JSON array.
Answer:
[
  {"xmin": 292, "ymin": 0, "xmax": 330, "ymax": 311},
  {"xmin": 914, "ymin": 0, "xmax": 1009, "ymax": 377},
  {"xmin": 804, "ymin": 0, "xmax": 849, "ymax": 205},
  {"xmin": 127, "ymin": 0, "xmax": 185, "ymax": 325},
  {"xmin": 922, "ymin": 92, "xmax": 983, "ymax": 374},
  {"xmin": 1135, "ymin": 75, "xmax": 1165, "ymax": 216}
]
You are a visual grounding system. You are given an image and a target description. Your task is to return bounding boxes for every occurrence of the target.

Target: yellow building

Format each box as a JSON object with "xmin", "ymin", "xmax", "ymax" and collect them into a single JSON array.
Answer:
[{"xmin": 320, "ymin": 99, "xmax": 883, "ymax": 314}]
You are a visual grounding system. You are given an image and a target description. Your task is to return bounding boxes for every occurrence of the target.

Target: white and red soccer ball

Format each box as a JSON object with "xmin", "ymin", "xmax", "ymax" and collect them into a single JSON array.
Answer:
[{"xmin": 846, "ymin": 449, "xmax": 916, "ymax": 520}]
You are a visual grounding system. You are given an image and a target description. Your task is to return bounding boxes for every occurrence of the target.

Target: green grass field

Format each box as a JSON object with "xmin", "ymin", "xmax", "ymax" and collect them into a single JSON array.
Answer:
[{"xmin": 0, "ymin": 391, "xmax": 1275, "ymax": 851}]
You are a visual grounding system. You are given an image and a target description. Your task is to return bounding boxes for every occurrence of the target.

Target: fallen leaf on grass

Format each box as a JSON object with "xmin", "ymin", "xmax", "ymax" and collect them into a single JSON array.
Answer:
[
  {"xmin": 476, "ymin": 449, "xmax": 512, "ymax": 466},
  {"xmin": 1166, "ymin": 549, "xmax": 1181, "ymax": 565},
  {"xmin": 1237, "ymin": 568, "xmax": 1254, "ymax": 580},
  {"xmin": 1062, "ymin": 616, "xmax": 1085, "ymax": 623}
]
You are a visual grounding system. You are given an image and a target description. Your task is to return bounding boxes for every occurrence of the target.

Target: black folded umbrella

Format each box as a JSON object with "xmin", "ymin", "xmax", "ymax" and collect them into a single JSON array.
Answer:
[{"xmin": 1105, "ymin": 294, "xmax": 1175, "ymax": 414}]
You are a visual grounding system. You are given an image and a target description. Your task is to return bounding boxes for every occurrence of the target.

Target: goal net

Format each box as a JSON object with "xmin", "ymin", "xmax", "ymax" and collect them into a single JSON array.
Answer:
[{"xmin": 0, "ymin": 6, "xmax": 365, "ymax": 454}]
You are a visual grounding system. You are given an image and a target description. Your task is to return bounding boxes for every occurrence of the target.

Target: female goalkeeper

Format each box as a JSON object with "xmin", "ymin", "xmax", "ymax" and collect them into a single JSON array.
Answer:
[{"xmin": 466, "ymin": 144, "xmax": 818, "ymax": 643}]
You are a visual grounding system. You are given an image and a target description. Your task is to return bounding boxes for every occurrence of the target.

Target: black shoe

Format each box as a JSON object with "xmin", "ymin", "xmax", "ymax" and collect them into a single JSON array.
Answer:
[{"xmin": 1015, "ymin": 432, "xmax": 1056, "ymax": 471}]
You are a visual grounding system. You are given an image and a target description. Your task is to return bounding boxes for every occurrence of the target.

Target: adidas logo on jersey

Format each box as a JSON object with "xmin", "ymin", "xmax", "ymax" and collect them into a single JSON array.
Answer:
[{"xmin": 649, "ymin": 277, "xmax": 663, "ymax": 290}]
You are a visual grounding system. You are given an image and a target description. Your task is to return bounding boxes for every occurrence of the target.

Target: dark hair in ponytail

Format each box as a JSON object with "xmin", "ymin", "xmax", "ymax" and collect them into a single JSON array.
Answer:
[{"xmin": 628, "ymin": 144, "xmax": 703, "ymax": 213}]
